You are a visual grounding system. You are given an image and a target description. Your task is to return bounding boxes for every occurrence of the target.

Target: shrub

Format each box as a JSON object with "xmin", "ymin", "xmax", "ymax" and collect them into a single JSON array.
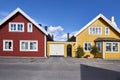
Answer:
[
  {"xmin": 90, "ymin": 46, "xmax": 99, "ymax": 58},
  {"xmin": 76, "ymin": 46, "xmax": 85, "ymax": 58}
]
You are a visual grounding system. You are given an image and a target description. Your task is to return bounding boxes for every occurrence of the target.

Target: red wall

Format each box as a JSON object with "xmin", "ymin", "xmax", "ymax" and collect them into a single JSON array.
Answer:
[{"xmin": 0, "ymin": 12, "xmax": 45, "ymax": 57}]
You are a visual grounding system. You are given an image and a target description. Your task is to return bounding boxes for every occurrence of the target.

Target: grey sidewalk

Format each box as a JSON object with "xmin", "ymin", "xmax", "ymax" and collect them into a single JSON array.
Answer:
[{"xmin": 0, "ymin": 57, "xmax": 120, "ymax": 64}]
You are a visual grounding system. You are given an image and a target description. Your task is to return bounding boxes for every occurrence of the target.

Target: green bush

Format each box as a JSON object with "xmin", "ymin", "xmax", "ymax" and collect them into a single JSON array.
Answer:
[
  {"xmin": 90, "ymin": 46, "xmax": 99, "ymax": 58},
  {"xmin": 76, "ymin": 46, "xmax": 85, "ymax": 58}
]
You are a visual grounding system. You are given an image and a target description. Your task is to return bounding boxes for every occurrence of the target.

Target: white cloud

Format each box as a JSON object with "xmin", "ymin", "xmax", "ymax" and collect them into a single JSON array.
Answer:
[
  {"xmin": 47, "ymin": 26, "xmax": 77, "ymax": 41},
  {"xmin": 48, "ymin": 26, "xmax": 64, "ymax": 33}
]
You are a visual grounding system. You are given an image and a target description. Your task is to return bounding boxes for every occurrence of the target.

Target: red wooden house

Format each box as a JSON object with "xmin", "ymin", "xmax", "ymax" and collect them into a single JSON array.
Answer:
[{"xmin": 0, "ymin": 8, "xmax": 48, "ymax": 57}]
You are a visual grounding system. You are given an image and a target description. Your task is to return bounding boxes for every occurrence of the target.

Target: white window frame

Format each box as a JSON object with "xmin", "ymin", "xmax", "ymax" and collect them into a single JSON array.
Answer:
[
  {"xmin": 9, "ymin": 22, "xmax": 24, "ymax": 32},
  {"xmin": 3, "ymin": 40, "xmax": 13, "ymax": 51},
  {"xmin": 27, "ymin": 23, "xmax": 33, "ymax": 32},
  {"xmin": 89, "ymin": 27, "xmax": 102, "ymax": 35},
  {"xmin": 84, "ymin": 42, "xmax": 92, "ymax": 52},
  {"xmin": 20, "ymin": 40, "xmax": 38, "ymax": 51},
  {"xmin": 106, "ymin": 42, "xmax": 119, "ymax": 53},
  {"xmin": 105, "ymin": 27, "xmax": 110, "ymax": 35}
]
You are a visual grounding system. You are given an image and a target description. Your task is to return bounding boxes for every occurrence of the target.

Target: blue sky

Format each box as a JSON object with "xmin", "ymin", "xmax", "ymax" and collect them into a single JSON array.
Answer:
[{"xmin": 0, "ymin": 0, "xmax": 120, "ymax": 41}]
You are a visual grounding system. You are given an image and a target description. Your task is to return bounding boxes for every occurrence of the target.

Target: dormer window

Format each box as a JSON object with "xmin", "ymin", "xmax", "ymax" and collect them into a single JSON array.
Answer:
[
  {"xmin": 9, "ymin": 22, "xmax": 24, "ymax": 32},
  {"xmin": 27, "ymin": 23, "xmax": 33, "ymax": 32}
]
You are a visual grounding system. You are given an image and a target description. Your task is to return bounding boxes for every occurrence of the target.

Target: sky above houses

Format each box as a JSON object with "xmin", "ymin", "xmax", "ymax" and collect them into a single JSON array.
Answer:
[{"xmin": 0, "ymin": 0, "xmax": 120, "ymax": 41}]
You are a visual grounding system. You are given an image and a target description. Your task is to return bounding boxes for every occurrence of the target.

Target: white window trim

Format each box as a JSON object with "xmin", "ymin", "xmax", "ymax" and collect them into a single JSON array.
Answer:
[
  {"xmin": 105, "ymin": 27, "xmax": 110, "ymax": 35},
  {"xmin": 89, "ymin": 27, "xmax": 102, "ymax": 35},
  {"xmin": 3, "ymin": 40, "xmax": 13, "ymax": 51},
  {"xmin": 27, "ymin": 23, "xmax": 33, "ymax": 32},
  {"xmin": 83, "ymin": 42, "xmax": 92, "ymax": 52},
  {"xmin": 20, "ymin": 40, "xmax": 38, "ymax": 52},
  {"xmin": 106, "ymin": 42, "xmax": 119, "ymax": 53},
  {"xmin": 9, "ymin": 22, "xmax": 24, "ymax": 32}
]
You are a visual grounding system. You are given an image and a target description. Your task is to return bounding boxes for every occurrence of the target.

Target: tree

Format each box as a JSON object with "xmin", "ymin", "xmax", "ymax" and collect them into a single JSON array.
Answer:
[
  {"xmin": 90, "ymin": 46, "xmax": 99, "ymax": 58},
  {"xmin": 76, "ymin": 46, "xmax": 85, "ymax": 58}
]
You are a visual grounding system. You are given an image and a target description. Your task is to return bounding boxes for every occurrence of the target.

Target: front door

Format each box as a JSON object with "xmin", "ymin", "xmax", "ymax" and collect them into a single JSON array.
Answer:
[{"xmin": 67, "ymin": 44, "xmax": 72, "ymax": 57}]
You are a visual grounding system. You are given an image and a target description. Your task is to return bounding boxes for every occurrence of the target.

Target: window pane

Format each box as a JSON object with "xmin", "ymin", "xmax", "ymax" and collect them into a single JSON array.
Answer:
[
  {"xmin": 5, "ymin": 42, "xmax": 9, "ymax": 49},
  {"xmin": 85, "ymin": 43, "xmax": 87, "ymax": 50},
  {"xmin": 21, "ymin": 42, "xmax": 28, "ymax": 50},
  {"xmin": 96, "ymin": 43, "xmax": 101, "ymax": 51},
  {"xmin": 106, "ymin": 43, "xmax": 111, "ymax": 51},
  {"xmin": 18, "ymin": 24, "xmax": 21, "ymax": 31},
  {"xmin": 113, "ymin": 43, "xmax": 118, "ymax": 52},
  {"xmin": 18, "ymin": 24, "xmax": 23, "ymax": 31},
  {"xmin": 93, "ymin": 28, "xmax": 95, "ymax": 34},
  {"xmin": 96, "ymin": 28, "xmax": 98, "ymax": 34},
  {"xmin": 90, "ymin": 28, "xmax": 92, "ymax": 34},
  {"xmin": 13, "ymin": 24, "xmax": 16, "ymax": 30},
  {"xmin": 20, "ymin": 24, "xmax": 23, "ymax": 31},
  {"xmin": 99, "ymin": 28, "xmax": 101, "ymax": 34},
  {"xmin": 30, "ymin": 42, "xmax": 36, "ymax": 50},
  {"xmin": 105, "ymin": 27, "xmax": 109, "ymax": 35},
  {"xmin": 30, "ymin": 42, "xmax": 34, "ymax": 49},
  {"xmin": 28, "ymin": 23, "xmax": 32, "ymax": 32},
  {"xmin": 88, "ymin": 43, "xmax": 91, "ymax": 50},
  {"xmin": 21, "ymin": 42, "xmax": 25, "ymax": 49},
  {"xmin": 9, "ymin": 42, "xmax": 12, "ymax": 49},
  {"xmin": 25, "ymin": 42, "xmax": 28, "ymax": 49},
  {"xmin": 11, "ymin": 24, "xmax": 14, "ymax": 31},
  {"xmin": 33, "ymin": 42, "xmax": 36, "ymax": 49}
]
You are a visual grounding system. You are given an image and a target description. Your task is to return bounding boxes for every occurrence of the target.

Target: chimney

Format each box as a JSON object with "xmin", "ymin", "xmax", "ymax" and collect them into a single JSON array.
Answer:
[
  {"xmin": 67, "ymin": 33, "xmax": 69, "ymax": 41},
  {"xmin": 52, "ymin": 34, "xmax": 54, "ymax": 40},
  {"xmin": 39, "ymin": 24, "xmax": 42, "ymax": 26},
  {"xmin": 110, "ymin": 16, "xmax": 117, "ymax": 28},
  {"xmin": 110, "ymin": 16, "xmax": 114, "ymax": 22},
  {"xmin": 44, "ymin": 26, "xmax": 48, "ymax": 31}
]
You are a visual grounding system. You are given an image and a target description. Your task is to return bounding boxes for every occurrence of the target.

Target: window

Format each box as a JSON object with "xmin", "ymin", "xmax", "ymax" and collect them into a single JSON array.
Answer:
[
  {"xmin": 9, "ymin": 22, "xmax": 24, "ymax": 32},
  {"xmin": 3, "ymin": 40, "xmax": 13, "ymax": 51},
  {"xmin": 89, "ymin": 27, "xmax": 102, "ymax": 35},
  {"xmin": 20, "ymin": 40, "xmax": 38, "ymax": 51},
  {"xmin": 96, "ymin": 42, "xmax": 101, "ymax": 52},
  {"xmin": 27, "ymin": 23, "xmax": 33, "ymax": 32},
  {"xmin": 84, "ymin": 42, "xmax": 92, "ymax": 52},
  {"xmin": 113, "ymin": 43, "xmax": 118, "ymax": 52},
  {"xmin": 106, "ymin": 43, "xmax": 111, "ymax": 52},
  {"xmin": 105, "ymin": 27, "xmax": 110, "ymax": 35},
  {"xmin": 106, "ymin": 42, "xmax": 119, "ymax": 52}
]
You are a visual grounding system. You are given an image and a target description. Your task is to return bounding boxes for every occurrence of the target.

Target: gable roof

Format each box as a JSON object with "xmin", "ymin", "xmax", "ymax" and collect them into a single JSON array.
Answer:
[
  {"xmin": 74, "ymin": 14, "xmax": 120, "ymax": 36},
  {"xmin": 0, "ymin": 8, "xmax": 48, "ymax": 35}
]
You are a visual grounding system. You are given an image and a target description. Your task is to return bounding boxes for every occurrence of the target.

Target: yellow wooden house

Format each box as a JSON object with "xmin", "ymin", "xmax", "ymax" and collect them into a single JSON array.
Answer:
[{"xmin": 74, "ymin": 14, "xmax": 120, "ymax": 59}]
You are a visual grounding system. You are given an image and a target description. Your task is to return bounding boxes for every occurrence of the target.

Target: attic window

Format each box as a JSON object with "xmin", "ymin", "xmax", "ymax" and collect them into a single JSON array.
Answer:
[
  {"xmin": 27, "ymin": 23, "xmax": 33, "ymax": 32},
  {"xmin": 89, "ymin": 27, "xmax": 102, "ymax": 35},
  {"xmin": 9, "ymin": 22, "xmax": 24, "ymax": 32},
  {"xmin": 105, "ymin": 27, "xmax": 110, "ymax": 35}
]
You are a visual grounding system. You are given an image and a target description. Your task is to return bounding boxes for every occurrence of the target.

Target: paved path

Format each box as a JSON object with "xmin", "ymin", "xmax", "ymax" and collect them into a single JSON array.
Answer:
[{"xmin": 0, "ymin": 57, "xmax": 120, "ymax": 80}]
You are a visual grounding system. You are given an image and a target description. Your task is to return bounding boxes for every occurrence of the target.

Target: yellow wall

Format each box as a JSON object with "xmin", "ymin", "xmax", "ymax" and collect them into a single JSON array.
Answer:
[
  {"xmin": 47, "ymin": 42, "xmax": 76, "ymax": 57},
  {"xmin": 76, "ymin": 18, "xmax": 120, "ymax": 58}
]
